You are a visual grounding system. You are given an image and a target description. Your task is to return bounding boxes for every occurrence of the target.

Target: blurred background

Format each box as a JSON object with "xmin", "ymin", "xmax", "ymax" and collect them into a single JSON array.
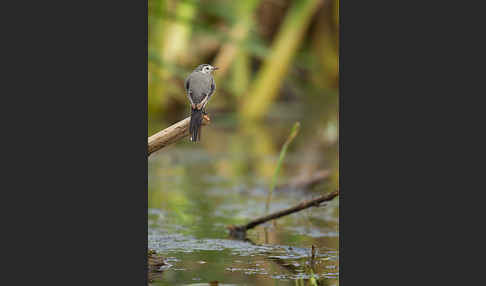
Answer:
[{"xmin": 148, "ymin": 0, "xmax": 339, "ymax": 284}]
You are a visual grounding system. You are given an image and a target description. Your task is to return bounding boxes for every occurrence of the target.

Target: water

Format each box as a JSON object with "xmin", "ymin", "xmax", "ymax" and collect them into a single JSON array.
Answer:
[{"xmin": 148, "ymin": 100, "xmax": 338, "ymax": 285}]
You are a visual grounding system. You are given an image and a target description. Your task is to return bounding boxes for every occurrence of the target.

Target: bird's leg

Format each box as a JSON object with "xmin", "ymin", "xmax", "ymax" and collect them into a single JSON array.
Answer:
[{"xmin": 202, "ymin": 108, "xmax": 211, "ymax": 121}]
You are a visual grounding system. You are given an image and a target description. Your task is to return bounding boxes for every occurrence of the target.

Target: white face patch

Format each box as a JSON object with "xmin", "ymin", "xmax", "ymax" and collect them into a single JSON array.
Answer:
[{"xmin": 203, "ymin": 66, "xmax": 211, "ymax": 73}]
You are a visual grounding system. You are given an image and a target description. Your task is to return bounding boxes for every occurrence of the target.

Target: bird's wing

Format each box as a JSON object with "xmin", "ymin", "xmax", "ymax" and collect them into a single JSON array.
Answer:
[
  {"xmin": 208, "ymin": 77, "xmax": 216, "ymax": 98},
  {"xmin": 184, "ymin": 76, "xmax": 195, "ymax": 107},
  {"xmin": 196, "ymin": 92, "xmax": 209, "ymax": 110},
  {"xmin": 186, "ymin": 72, "xmax": 214, "ymax": 109},
  {"xmin": 201, "ymin": 77, "xmax": 216, "ymax": 109}
]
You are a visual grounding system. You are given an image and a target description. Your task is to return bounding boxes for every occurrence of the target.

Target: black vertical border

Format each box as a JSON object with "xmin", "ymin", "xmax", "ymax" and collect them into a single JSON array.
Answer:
[
  {"xmin": 338, "ymin": 0, "xmax": 466, "ymax": 284},
  {"xmin": 1, "ymin": 1, "xmax": 149, "ymax": 285}
]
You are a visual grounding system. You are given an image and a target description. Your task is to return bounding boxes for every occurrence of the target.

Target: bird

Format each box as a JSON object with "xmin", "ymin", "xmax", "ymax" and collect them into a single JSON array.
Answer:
[{"xmin": 184, "ymin": 64, "xmax": 218, "ymax": 142}]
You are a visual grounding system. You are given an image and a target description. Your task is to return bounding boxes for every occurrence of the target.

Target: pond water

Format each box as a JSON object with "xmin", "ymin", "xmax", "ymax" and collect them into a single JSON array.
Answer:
[{"xmin": 148, "ymin": 99, "xmax": 339, "ymax": 285}]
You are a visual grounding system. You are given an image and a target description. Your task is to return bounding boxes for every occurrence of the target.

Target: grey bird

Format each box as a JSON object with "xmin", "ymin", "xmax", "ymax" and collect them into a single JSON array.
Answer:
[{"xmin": 184, "ymin": 64, "xmax": 218, "ymax": 142}]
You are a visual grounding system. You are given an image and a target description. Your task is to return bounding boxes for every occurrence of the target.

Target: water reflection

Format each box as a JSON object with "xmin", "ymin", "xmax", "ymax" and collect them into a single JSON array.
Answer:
[{"xmin": 148, "ymin": 102, "xmax": 338, "ymax": 285}]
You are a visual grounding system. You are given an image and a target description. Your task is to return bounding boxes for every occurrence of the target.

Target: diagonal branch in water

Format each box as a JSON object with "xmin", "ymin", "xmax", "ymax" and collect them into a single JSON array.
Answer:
[
  {"xmin": 148, "ymin": 115, "xmax": 210, "ymax": 156},
  {"xmin": 229, "ymin": 190, "xmax": 339, "ymax": 239}
]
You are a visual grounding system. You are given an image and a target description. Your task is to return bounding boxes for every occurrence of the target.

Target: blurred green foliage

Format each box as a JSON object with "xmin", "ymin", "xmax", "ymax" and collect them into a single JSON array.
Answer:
[
  {"xmin": 148, "ymin": 0, "xmax": 339, "ymax": 128},
  {"xmin": 148, "ymin": 3, "xmax": 339, "ymax": 282}
]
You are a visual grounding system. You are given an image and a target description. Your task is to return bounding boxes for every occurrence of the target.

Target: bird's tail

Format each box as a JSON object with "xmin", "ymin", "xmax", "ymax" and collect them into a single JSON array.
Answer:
[{"xmin": 189, "ymin": 108, "xmax": 203, "ymax": 142}]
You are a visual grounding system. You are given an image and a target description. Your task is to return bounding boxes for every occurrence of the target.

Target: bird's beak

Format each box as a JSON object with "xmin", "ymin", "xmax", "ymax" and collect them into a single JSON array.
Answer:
[{"xmin": 213, "ymin": 67, "xmax": 219, "ymax": 70}]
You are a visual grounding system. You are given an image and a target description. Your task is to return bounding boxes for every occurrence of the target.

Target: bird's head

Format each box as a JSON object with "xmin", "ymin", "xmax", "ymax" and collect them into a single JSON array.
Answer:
[{"xmin": 196, "ymin": 64, "xmax": 219, "ymax": 74}]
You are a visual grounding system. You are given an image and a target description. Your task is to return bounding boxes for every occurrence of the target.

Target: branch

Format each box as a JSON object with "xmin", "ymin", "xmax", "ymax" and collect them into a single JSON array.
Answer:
[
  {"xmin": 148, "ymin": 115, "xmax": 210, "ymax": 156},
  {"xmin": 147, "ymin": 250, "xmax": 165, "ymax": 282},
  {"xmin": 227, "ymin": 190, "xmax": 339, "ymax": 239}
]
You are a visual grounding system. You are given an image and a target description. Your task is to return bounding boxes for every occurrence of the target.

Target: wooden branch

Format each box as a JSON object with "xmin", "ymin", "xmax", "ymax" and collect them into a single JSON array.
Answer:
[
  {"xmin": 148, "ymin": 250, "xmax": 165, "ymax": 271},
  {"xmin": 147, "ymin": 250, "xmax": 165, "ymax": 282},
  {"xmin": 148, "ymin": 116, "xmax": 210, "ymax": 156},
  {"xmin": 227, "ymin": 190, "xmax": 339, "ymax": 239}
]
